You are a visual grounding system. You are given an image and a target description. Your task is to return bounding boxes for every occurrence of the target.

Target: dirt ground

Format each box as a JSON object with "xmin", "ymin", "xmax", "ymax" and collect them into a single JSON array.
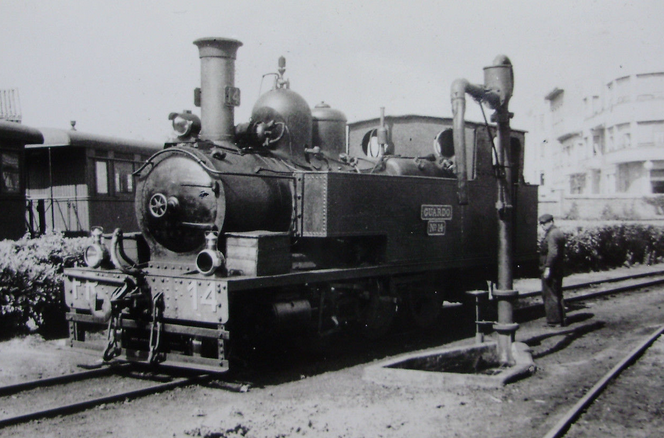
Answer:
[{"xmin": 1, "ymin": 283, "xmax": 664, "ymax": 438}]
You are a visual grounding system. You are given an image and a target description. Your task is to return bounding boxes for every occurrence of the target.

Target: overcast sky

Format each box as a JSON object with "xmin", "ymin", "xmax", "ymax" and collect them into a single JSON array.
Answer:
[{"xmin": 1, "ymin": 0, "xmax": 663, "ymax": 142}]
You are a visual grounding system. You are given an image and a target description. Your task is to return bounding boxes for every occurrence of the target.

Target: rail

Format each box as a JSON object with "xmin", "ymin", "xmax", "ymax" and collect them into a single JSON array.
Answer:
[
  {"xmin": 542, "ymin": 324, "xmax": 664, "ymax": 438},
  {"xmin": 0, "ymin": 365, "xmax": 211, "ymax": 429},
  {"xmin": 2, "ymin": 269, "xmax": 662, "ymax": 430},
  {"xmin": 518, "ymin": 268, "xmax": 664, "ymax": 299},
  {"xmin": 0, "ymin": 364, "xmax": 127, "ymax": 397}
]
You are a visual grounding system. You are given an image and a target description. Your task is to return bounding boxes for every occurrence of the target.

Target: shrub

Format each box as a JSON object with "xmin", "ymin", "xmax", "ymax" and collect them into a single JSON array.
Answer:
[
  {"xmin": 0, "ymin": 232, "xmax": 89, "ymax": 339},
  {"xmin": 559, "ymin": 223, "xmax": 664, "ymax": 275}
]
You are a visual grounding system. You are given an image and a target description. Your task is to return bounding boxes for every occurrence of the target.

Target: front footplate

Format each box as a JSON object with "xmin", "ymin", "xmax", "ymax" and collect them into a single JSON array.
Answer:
[
  {"xmin": 64, "ymin": 267, "xmax": 231, "ymax": 373},
  {"xmin": 67, "ymin": 312, "xmax": 230, "ymax": 373}
]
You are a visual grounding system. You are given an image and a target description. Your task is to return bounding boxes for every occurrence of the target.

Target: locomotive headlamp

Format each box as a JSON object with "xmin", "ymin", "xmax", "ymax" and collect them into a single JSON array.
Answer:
[
  {"xmin": 196, "ymin": 231, "xmax": 225, "ymax": 276},
  {"xmin": 84, "ymin": 227, "xmax": 110, "ymax": 268},
  {"xmin": 168, "ymin": 111, "xmax": 201, "ymax": 139}
]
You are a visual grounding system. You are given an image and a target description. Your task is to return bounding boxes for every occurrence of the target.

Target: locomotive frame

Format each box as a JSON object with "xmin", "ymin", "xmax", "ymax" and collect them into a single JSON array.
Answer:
[{"xmin": 63, "ymin": 37, "xmax": 537, "ymax": 373}]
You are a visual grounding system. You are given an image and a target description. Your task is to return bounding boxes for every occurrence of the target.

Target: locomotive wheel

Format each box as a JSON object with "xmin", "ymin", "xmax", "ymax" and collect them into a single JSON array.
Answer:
[
  {"xmin": 359, "ymin": 278, "xmax": 397, "ymax": 340},
  {"xmin": 406, "ymin": 281, "xmax": 445, "ymax": 329}
]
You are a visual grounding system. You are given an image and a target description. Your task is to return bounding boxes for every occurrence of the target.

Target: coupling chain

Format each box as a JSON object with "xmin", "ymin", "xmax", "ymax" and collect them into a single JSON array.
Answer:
[
  {"xmin": 103, "ymin": 310, "xmax": 123, "ymax": 361},
  {"xmin": 102, "ymin": 280, "xmax": 137, "ymax": 362},
  {"xmin": 147, "ymin": 291, "xmax": 165, "ymax": 364}
]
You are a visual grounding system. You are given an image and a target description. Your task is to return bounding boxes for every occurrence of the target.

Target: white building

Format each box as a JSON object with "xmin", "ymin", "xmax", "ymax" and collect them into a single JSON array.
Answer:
[{"xmin": 530, "ymin": 72, "xmax": 664, "ymax": 219}]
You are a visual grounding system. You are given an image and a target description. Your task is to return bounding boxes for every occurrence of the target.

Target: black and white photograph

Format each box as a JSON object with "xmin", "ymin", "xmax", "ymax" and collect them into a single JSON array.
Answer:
[{"xmin": 1, "ymin": 1, "xmax": 664, "ymax": 436}]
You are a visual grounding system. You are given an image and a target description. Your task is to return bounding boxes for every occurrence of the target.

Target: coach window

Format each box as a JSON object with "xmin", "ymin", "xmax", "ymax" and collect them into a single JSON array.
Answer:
[
  {"xmin": 0, "ymin": 151, "xmax": 20, "ymax": 193},
  {"xmin": 95, "ymin": 160, "xmax": 109, "ymax": 194},
  {"xmin": 114, "ymin": 153, "xmax": 134, "ymax": 194}
]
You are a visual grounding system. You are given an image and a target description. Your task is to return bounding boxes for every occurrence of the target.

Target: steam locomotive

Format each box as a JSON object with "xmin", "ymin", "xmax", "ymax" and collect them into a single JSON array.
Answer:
[{"xmin": 63, "ymin": 37, "xmax": 538, "ymax": 372}]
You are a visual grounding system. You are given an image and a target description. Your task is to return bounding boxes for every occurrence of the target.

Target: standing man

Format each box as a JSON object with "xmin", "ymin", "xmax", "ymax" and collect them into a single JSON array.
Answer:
[{"xmin": 539, "ymin": 214, "xmax": 567, "ymax": 327}]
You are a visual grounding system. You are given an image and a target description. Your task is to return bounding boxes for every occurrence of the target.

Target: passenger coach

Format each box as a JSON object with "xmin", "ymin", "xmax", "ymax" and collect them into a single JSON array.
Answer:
[{"xmin": 25, "ymin": 128, "xmax": 161, "ymax": 236}]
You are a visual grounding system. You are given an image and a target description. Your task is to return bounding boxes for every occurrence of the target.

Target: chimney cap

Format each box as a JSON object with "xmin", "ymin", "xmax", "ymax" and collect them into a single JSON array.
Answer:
[{"xmin": 193, "ymin": 37, "xmax": 243, "ymax": 59}]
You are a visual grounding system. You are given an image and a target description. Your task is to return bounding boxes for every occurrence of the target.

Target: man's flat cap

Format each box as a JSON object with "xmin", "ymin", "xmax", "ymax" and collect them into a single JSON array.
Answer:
[{"xmin": 538, "ymin": 213, "xmax": 554, "ymax": 224}]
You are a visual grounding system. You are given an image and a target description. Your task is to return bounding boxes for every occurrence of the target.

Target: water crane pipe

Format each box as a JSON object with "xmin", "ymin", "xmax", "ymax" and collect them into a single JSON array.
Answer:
[{"xmin": 451, "ymin": 55, "xmax": 517, "ymax": 366}]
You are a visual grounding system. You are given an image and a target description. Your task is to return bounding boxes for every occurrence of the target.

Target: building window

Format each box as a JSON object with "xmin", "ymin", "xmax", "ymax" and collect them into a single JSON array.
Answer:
[
  {"xmin": 636, "ymin": 120, "xmax": 664, "ymax": 148},
  {"xmin": 95, "ymin": 160, "xmax": 109, "ymax": 194},
  {"xmin": 592, "ymin": 95, "xmax": 601, "ymax": 114},
  {"xmin": 570, "ymin": 173, "xmax": 586, "ymax": 194},
  {"xmin": 622, "ymin": 133, "xmax": 631, "ymax": 149},
  {"xmin": 0, "ymin": 151, "xmax": 20, "ymax": 193},
  {"xmin": 616, "ymin": 76, "xmax": 631, "ymax": 104},
  {"xmin": 615, "ymin": 123, "xmax": 631, "ymax": 150},
  {"xmin": 114, "ymin": 160, "xmax": 134, "ymax": 193},
  {"xmin": 656, "ymin": 131, "xmax": 664, "ymax": 148},
  {"xmin": 636, "ymin": 72, "xmax": 664, "ymax": 101}
]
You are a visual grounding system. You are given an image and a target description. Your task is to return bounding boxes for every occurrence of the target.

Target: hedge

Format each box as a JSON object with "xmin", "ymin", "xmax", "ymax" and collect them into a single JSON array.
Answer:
[
  {"xmin": 2, "ymin": 224, "xmax": 664, "ymax": 340},
  {"xmin": 554, "ymin": 223, "xmax": 664, "ymax": 274},
  {"xmin": 0, "ymin": 232, "xmax": 89, "ymax": 339}
]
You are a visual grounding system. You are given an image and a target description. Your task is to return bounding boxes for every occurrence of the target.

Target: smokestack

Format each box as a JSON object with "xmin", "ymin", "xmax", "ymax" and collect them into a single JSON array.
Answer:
[{"xmin": 193, "ymin": 37, "xmax": 243, "ymax": 142}]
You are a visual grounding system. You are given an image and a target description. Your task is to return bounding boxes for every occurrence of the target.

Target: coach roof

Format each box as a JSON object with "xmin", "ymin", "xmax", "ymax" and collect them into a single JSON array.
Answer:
[
  {"xmin": 0, "ymin": 120, "xmax": 44, "ymax": 144},
  {"xmin": 26, "ymin": 127, "xmax": 161, "ymax": 153}
]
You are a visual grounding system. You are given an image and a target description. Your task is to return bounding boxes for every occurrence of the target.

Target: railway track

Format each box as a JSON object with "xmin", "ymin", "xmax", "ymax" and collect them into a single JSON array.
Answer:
[
  {"xmin": 2, "ymin": 269, "xmax": 663, "ymax": 431},
  {"xmin": 0, "ymin": 364, "xmax": 211, "ymax": 428},
  {"xmin": 516, "ymin": 268, "xmax": 664, "ymax": 309},
  {"xmin": 541, "ymin": 324, "xmax": 664, "ymax": 438},
  {"xmin": 510, "ymin": 269, "xmax": 664, "ymax": 437}
]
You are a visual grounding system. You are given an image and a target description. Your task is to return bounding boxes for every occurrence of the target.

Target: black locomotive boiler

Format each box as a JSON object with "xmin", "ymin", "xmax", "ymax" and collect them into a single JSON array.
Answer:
[{"xmin": 63, "ymin": 37, "xmax": 538, "ymax": 372}]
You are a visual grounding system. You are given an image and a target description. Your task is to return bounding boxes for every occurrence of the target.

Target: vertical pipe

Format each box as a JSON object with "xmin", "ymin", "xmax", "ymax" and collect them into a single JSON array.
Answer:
[
  {"xmin": 193, "ymin": 37, "xmax": 243, "ymax": 142},
  {"xmin": 48, "ymin": 147, "xmax": 54, "ymax": 232},
  {"xmin": 450, "ymin": 79, "xmax": 471, "ymax": 205},
  {"xmin": 496, "ymin": 118, "xmax": 513, "ymax": 291},
  {"xmin": 377, "ymin": 107, "xmax": 388, "ymax": 151},
  {"xmin": 486, "ymin": 57, "xmax": 516, "ymax": 367},
  {"xmin": 493, "ymin": 114, "xmax": 517, "ymax": 366}
]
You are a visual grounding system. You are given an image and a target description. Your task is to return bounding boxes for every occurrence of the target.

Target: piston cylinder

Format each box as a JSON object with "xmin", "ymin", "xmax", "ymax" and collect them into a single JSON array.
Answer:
[{"xmin": 273, "ymin": 299, "xmax": 312, "ymax": 332}]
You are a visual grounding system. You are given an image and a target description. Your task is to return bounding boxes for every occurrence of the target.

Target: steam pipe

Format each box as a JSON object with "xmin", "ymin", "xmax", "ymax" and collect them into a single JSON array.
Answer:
[
  {"xmin": 193, "ymin": 37, "xmax": 243, "ymax": 143},
  {"xmin": 450, "ymin": 79, "xmax": 474, "ymax": 205},
  {"xmin": 377, "ymin": 107, "xmax": 388, "ymax": 148}
]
